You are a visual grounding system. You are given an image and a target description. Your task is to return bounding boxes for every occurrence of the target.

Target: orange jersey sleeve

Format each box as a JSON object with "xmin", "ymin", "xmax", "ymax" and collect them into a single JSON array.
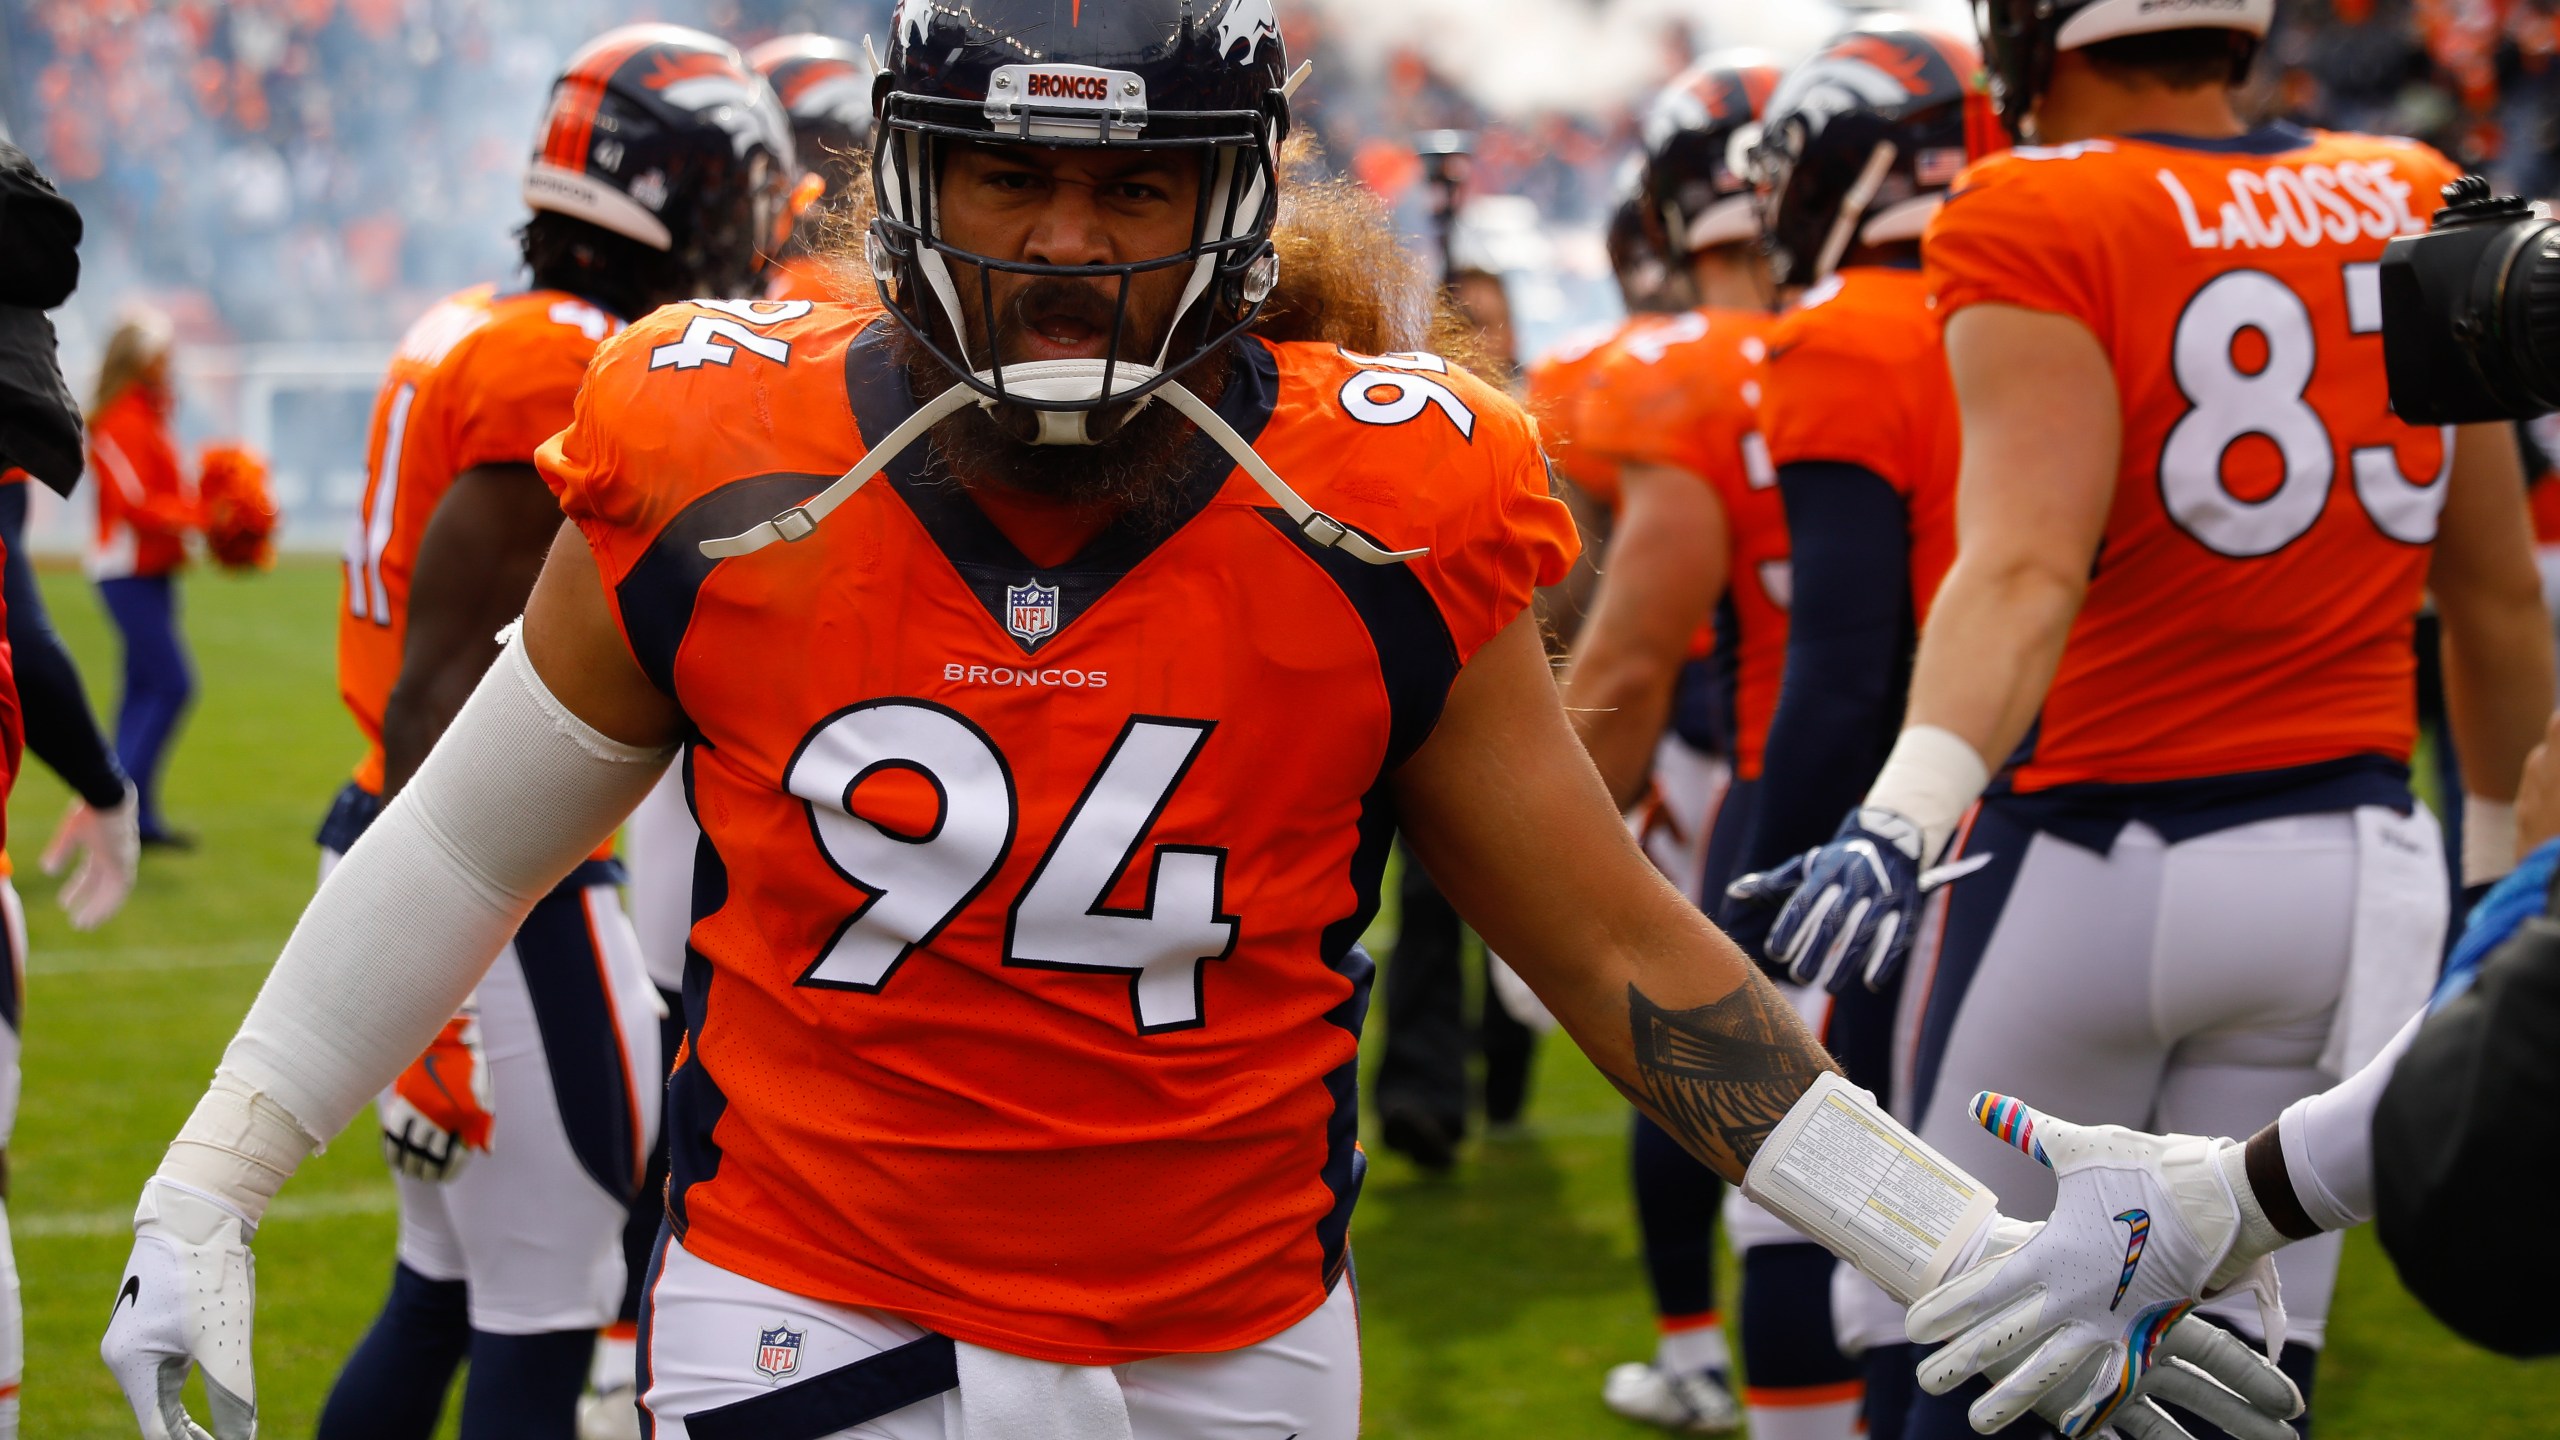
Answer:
[
  {"xmin": 1926, "ymin": 128, "xmax": 2459, "ymax": 789},
  {"xmin": 1759, "ymin": 267, "xmax": 1962, "ymax": 618},
  {"xmin": 1578, "ymin": 309, "xmax": 1791, "ymax": 775},
  {"xmin": 538, "ymin": 315, "xmax": 1573, "ymax": 1363},
  {"xmin": 1526, "ymin": 325, "xmax": 1625, "ymax": 507},
  {"xmin": 338, "ymin": 287, "xmax": 619, "ymax": 794}
]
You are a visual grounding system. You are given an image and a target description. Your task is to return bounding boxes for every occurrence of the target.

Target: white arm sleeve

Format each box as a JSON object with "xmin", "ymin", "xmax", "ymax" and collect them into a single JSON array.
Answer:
[
  {"xmin": 158, "ymin": 636, "xmax": 673, "ymax": 1221},
  {"xmin": 2275, "ymin": 1007, "xmax": 2424, "ymax": 1233}
]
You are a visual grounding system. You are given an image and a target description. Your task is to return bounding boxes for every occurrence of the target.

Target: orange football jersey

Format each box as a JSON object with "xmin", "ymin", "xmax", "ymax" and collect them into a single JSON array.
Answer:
[
  {"xmin": 338, "ymin": 285, "xmax": 620, "ymax": 794},
  {"xmin": 540, "ymin": 302, "xmax": 1576, "ymax": 1362},
  {"xmin": 1927, "ymin": 127, "xmax": 2460, "ymax": 789},
  {"xmin": 1577, "ymin": 308, "xmax": 1786, "ymax": 777},
  {"xmin": 1759, "ymin": 266, "xmax": 1961, "ymax": 622},
  {"xmin": 1527, "ymin": 321, "xmax": 1632, "ymax": 506}
]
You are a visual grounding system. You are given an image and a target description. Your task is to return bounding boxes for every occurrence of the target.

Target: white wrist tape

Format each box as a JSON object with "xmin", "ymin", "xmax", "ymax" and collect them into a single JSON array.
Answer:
[
  {"xmin": 1864, "ymin": 725, "xmax": 1992, "ymax": 866},
  {"xmin": 155, "ymin": 1070, "xmax": 318, "ymax": 1230},
  {"xmin": 2461, "ymin": 796, "xmax": 2518, "ymax": 888},
  {"xmin": 1743, "ymin": 1072, "xmax": 2001, "ymax": 1304},
  {"xmin": 216, "ymin": 635, "xmax": 673, "ymax": 1152}
]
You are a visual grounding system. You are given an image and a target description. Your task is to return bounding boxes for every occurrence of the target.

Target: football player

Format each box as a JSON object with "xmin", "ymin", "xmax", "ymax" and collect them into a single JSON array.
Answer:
[
  {"xmin": 1718, "ymin": 21, "xmax": 1998, "ymax": 1440},
  {"xmin": 750, "ymin": 33, "xmax": 878, "ymax": 307},
  {"xmin": 1558, "ymin": 53, "xmax": 1780, "ymax": 1436},
  {"xmin": 1745, "ymin": 0, "xmax": 2555, "ymax": 1432},
  {"xmin": 101, "ymin": 6, "xmax": 2303, "ymax": 1440},
  {"xmin": 307, "ymin": 27, "xmax": 790, "ymax": 1440}
]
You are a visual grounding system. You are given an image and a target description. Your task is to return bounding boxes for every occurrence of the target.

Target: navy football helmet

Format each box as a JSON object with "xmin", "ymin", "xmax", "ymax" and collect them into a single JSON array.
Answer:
[
  {"xmin": 524, "ymin": 25, "xmax": 797, "ymax": 300},
  {"xmin": 748, "ymin": 34, "xmax": 875, "ymax": 197},
  {"xmin": 869, "ymin": 0, "xmax": 1293, "ymax": 440},
  {"xmin": 1751, "ymin": 16, "xmax": 2004, "ymax": 289},
  {"xmin": 1639, "ymin": 52, "xmax": 1783, "ymax": 260}
]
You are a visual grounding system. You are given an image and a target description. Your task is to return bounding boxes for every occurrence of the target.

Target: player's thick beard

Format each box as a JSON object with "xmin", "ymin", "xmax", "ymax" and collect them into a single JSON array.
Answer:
[{"xmin": 894, "ymin": 278, "xmax": 1228, "ymax": 537}]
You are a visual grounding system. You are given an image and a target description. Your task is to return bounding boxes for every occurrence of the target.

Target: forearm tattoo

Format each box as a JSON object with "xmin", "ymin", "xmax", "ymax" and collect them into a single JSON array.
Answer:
[{"xmin": 1621, "ymin": 979, "xmax": 1834, "ymax": 1179}]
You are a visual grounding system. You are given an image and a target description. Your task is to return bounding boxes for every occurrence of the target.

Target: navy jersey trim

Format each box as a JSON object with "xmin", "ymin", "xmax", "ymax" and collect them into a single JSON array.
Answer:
[
  {"xmin": 665, "ymin": 746, "xmax": 732, "ymax": 1237},
  {"xmin": 843, "ymin": 328, "xmax": 1282, "ymax": 657},
  {"xmin": 617, "ymin": 473, "xmax": 841, "ymax": 700},
  {"xmin": 1990, "ymin": 753, "xmax": 2413, "ymax": 853},
  {"xmin": 684, "ymin": 1333, "xmax": 959, "ymax": 1440},
  {"xmin": 1907, "ymin": 801, "xmax": 2036, "ymax": 1122},
  {"xmin": 1253, "ymin": 508, "xmax": 1461, "ymax": 771},
  {"xmin": 2123, "ymin": 122, "xmax": 2316, "ymax": 157},
  {"xmin": 514, "ymin": 880, "xmax": 643, "ymax": 1202},
  {"xmin": 1312, "ymin": 786, "xmax": 1393, "ymax": 1288}
]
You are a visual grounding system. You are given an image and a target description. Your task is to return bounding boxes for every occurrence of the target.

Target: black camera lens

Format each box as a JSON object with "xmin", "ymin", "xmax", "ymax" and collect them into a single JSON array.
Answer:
[{"xmin": 2382, "ymin": 180, "xmax": 2560, "ymax": 424}]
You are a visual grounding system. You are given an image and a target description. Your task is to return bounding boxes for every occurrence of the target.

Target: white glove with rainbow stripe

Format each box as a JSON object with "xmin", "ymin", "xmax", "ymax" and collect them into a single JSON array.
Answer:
[{"xmin": 1907, "ymin": 1094, "xmax": 2299, "ymax": 1439}]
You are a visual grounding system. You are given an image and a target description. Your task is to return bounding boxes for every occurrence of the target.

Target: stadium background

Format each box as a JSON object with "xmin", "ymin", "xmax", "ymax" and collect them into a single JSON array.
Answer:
[{"xmin": 4, "ymin": 0, "xmax": 2559, "ymax": 1433}]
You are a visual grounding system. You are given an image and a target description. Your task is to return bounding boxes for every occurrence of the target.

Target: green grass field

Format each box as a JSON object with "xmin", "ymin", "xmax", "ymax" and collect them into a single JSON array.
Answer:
[{"xmin": 6, "ymin": 557, "xmax": 2556, "ymax": 1436}]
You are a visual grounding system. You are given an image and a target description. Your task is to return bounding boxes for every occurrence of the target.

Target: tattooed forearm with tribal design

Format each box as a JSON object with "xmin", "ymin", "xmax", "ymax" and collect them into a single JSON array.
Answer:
[{"xmin": 1615, "ymin": 977, "xmax": 1838, "ymax": 1180}]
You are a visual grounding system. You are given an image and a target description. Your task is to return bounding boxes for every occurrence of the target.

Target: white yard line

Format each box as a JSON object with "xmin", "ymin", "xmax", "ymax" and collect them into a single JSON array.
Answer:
[
  {"xmin": 16, "ymin": 1185, "xmax": 396, "ymax": 1240},
  {"xmin": 26, "ymin": 939, "xmax": 277, "ymax": 977}
]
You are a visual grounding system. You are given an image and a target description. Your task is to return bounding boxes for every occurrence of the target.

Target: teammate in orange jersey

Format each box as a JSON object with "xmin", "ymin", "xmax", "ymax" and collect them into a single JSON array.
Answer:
[
  {"xmin": 1715, "ymin": 22, "xmax": 1996, "ymax": 1440},
  {"xmin": 751, "ymin": 34, "xmax": 878, "ymax": 307},
  {"xmin": 1746, "ymin": 1, "xmax": 2556, "ymax": 1433},
  {"xmin": 1557, "ymin": 53, "xmax": 1780, "ymax": 1436},
  {"xmin": 103, "ymin": 7, "xmax": 2306, "ymax": 1440},
  {"xmin": 309, "ymin": 27, "xmax": 793, "ymax": 1440}
]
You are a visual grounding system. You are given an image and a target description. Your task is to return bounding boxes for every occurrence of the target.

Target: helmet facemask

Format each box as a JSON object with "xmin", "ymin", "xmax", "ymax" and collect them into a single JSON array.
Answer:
[{"xmin": 870, "ymin": 81, "xmax": 1285, "ymax": 447}]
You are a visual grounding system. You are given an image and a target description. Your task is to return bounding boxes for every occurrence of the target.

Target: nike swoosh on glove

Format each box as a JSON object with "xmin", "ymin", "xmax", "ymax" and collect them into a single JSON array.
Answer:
[
  {"xmin": 1727, "ymin": 807, "xmax": 1989, "ymax": 995},
  {"xmin": 101, "ymin": 1178, "xmax": 259, "ymax": 1440},
  {"xmin": 380, "ymin": 1009, "xmax": 495, "ymax": 1182},
  {"xmin": 1906, "ymin": 1095, "xmax": 2298, "ymax": 1438}
]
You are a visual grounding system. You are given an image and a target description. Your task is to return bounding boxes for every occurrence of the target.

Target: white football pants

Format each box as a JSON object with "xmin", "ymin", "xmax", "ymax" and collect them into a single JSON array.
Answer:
[{"xmin": 638, "ymin": 1233, "xmax": 1362, "ymax": 1439}]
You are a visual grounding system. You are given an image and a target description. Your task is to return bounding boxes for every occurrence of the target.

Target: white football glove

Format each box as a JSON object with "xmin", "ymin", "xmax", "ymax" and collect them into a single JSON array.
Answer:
[
  {"xmin": 1908, "ymin": 1094, "xmax": 2297, "ymax": 1438},
  {"xmin": 380, "ymin": 1009, "xmax": 496, "ymax": 1182},
  {"xmin": 43, "ymin": 782, "xmax": 141, "ymax": 931},
  {"xmin": 101, "ymin": 1178, "xmax": 258, "ymax": 1440}
]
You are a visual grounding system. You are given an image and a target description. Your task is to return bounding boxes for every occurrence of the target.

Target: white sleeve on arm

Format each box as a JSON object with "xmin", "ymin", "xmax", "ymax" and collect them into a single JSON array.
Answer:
[
  {"xmin": 156, "ymin": 635, "xmax": 673, "ymax": 1224},
  {"xmin": 2276, "ymin": 1008, "xmax": 2424, "ymax": 1234}
]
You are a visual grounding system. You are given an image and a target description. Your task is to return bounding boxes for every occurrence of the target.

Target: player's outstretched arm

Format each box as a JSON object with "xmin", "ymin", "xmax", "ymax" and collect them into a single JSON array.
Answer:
[
  {"xmin": 100, "ymin": 529, "xmax": 677, "ymax": 1440},
  {"xmin": 1747, "ymin": 306, "xmax": 2120, "ymax": 996},
  {"xmin": 1560, "ymin": 460, "xmax": 1731, "ymax": 809},
  {"xmin": 1397, "ymin": 613, "xmax": 1832, "ymax": 1181},
  {"xmin": 2428, "ymin": 422, "xmax": 2554, "ymax": 887},
  {"xmin": 1397, "ymin": 618, "xmax": 2300, "ymax": 1439}
]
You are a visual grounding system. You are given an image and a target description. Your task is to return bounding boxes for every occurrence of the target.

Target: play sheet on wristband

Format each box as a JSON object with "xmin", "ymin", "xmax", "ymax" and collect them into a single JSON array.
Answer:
[{"xmin": 1743, "ymin": 1073, "xmax": 2000, "ymax": 1304}]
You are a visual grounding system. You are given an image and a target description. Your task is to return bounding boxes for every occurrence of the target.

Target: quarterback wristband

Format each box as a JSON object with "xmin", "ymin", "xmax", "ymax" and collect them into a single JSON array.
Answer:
[
  {"xmin": 1864, "ymin": 725, "xmax": 1991, "ymax": 866},
  {"xmin": 2461, "ymin": 796, "xmax": 2518, "ymax": 888},
  {"xmin": 1743, "ymin": 1072, "xmax": 2001, "ymax": 1304}
]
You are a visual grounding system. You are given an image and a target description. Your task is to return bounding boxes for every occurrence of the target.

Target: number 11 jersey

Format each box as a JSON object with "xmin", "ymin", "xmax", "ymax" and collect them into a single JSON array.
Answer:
[
  {"xmin": 1925, "ymin": 125, "xmax": 2460, "ymax": 791},
  {"xmin": 540, "ymin": 303, "xmax": 1576, "ymax": 1363}
]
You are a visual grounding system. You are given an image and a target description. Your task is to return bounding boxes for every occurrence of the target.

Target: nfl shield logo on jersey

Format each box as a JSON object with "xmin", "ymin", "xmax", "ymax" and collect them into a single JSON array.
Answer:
[
  {"xmin": 1007, "ymin": 579, "xmax": 1059, "ymax": 645},
  {"xmin": 755, "ymin": 1325, "xmax": 803, "ymax": 1379}
]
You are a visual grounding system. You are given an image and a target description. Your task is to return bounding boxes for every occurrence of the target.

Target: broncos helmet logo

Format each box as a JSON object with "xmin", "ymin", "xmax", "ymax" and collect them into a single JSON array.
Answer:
[{"xmin": 1217, "ymin": 0, "xmax": 1280, "ymax": 62}]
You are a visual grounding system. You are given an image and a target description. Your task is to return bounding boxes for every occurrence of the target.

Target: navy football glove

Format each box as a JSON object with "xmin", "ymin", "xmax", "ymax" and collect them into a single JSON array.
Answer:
[{"xmin": 1727, "ymin": 807, "xmax": 1987, "ymax": 994}]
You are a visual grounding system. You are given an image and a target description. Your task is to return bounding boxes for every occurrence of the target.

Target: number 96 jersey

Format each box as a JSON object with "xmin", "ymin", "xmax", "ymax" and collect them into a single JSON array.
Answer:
[
  {"xmin": 539, "ymin": 303, "xmax": 1576, "ymax": 1363},
  {"xmin": 1925, "ymin": 126, "xmax": 2461, "ymax": 790}
]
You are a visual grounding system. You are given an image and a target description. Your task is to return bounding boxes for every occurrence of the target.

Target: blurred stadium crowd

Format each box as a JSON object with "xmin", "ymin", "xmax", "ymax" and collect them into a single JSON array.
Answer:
[{"xmin": 1, "ymin": 0, "xmax": 2556, "ymax": 350}]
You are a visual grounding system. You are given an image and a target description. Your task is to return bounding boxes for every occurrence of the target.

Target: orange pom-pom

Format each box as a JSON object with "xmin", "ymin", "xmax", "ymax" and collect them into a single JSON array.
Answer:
[{"xmin": 197, "ymin": 441, "xmax": 279, "ymax": 571}]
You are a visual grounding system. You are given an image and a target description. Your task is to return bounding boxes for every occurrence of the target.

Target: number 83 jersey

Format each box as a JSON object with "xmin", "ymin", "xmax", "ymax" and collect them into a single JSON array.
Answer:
[
  {"xmin": 540, "ymin": 303, "xmax": 1576, "ymax": 1363},
  {"xmin": 1925, "ymin": 124, "xmax": 2461, "ymax": 790}
]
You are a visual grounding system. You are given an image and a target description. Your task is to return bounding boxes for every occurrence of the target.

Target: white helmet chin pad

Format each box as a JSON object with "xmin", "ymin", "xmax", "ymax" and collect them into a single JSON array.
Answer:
[{"xmin": 973, "ymin": 359, "xmax": 1165, "ymax": 446}]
